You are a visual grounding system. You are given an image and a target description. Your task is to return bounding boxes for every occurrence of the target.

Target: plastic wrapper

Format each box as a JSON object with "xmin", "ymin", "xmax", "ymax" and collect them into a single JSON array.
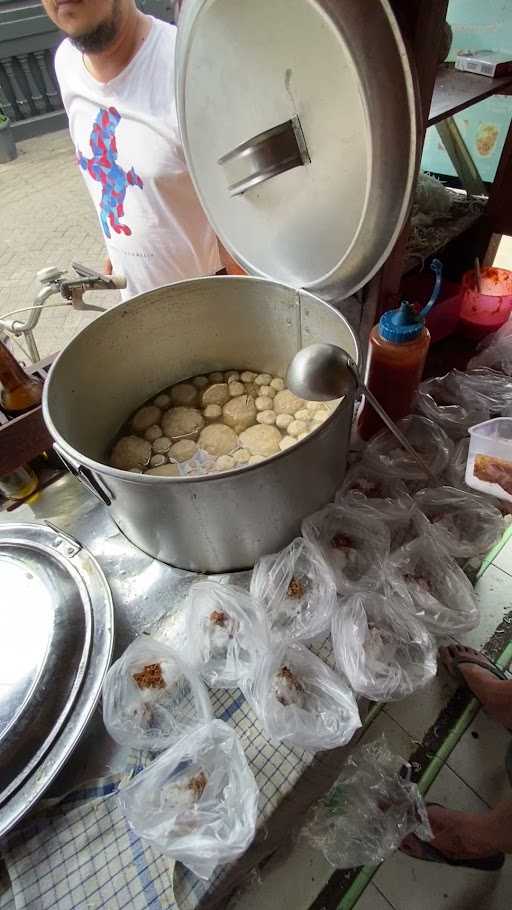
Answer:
[
  {"xmin": 119, "ymin": 719, "xmax": 259, "ymax": 880},
  {"xmin": 184, "ymin": 580, "xmax": 270, "ymax": 688},
  {"xmin": 362, "ymin": 415, "xmax": 453, "ymax": 486},
  {"xmin": 453, "ymin": 368, "xmax": 512, "ymax": 414},
  {"xmin": 243, "ymin": 642, "xmax": 361, "ymax": 751},
  {"xmin": 102, "ymin": 636, "xmax": 212, "ymax": 751},
  {"xmin": 250, "ymin": 537, "xmax": 337, "ymax": 643},
  {"xmin": 416, "ymin": 374, "xmax": 488, "ymax": 440},
  {"xmin": 387, "ymin": 534, "xmax": 479, "ymax": 637},
  {"xmin": 332, "ymin": 590, "xmax": 436, "ymax": 701},
  {"xmin": 301, "ymin": 501, "xmax": 390, "ymax": 593},
  {"xmin": 303, "ymin": 735, "xmax": 431, "ymax": 868},
  {"xmin": 414, "ymin": 485, "xmax": 504, "ymax": 560},
  {"xmin": 336, "ymin": 471, "xmax": 419, "ymax": 551},
  {"xmin": 468, "ymin": 317, "xmax": 512, "ymax": 375}
]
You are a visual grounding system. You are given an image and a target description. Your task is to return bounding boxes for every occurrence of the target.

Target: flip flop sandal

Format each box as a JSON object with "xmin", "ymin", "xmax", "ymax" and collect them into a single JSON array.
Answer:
[
  {"xmin": 446, "ymin": 651, "xmax": 510, "ymax": 686},
  {"xmin": 400, "ymin": 803, "xmax": 505, "ymax": 871}
]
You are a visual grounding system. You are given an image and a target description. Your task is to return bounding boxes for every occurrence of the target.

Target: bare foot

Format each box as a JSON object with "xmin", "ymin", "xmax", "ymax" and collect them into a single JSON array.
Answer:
[
  {"xmin": 440, "ymin": 644, "xmax": 512, "ymax": 730},
  {"xmin": 402, "ymin": 805, "xmax": 498, "ymax": 861}
]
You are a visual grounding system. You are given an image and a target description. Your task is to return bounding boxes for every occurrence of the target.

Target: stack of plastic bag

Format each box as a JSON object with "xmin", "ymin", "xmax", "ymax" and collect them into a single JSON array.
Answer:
[
  {"xmin": 302, "ymin": 501, "xmax": 390, "ymax": 593},
  {"xmin": 102, "ymin": 636, "xmax": 212, "ymax": 750},
  {"xmin": 184, "ymin": 580, "xmax": 269, "ymax": 689},
  {"xmin": 250, "ymin": 537, "xmax": 337, "ymax": 643},
  {"xmin": 416, "ymin": 373, "xmax": 488, "ymax": 440},
  {"xmin": 362, "ymin": 415, "xmax": 453, "ymax": 489},
  {"xmin": 387, "ymin": 534, "xmax": 479, "ymax": 637},
  {"xmin": 119, "ymin": 719, "xmax": 259, "ymax": 880},
  {"xmin": 303, "ymin": 735, "xmax": 431, "ymax": 868},
  {"xmin": 332, "ymin": 590, "xmax": 437, "ymax": 701},
  {"xmin": 414, "ymin": 485, "xmax": 504, "ymax": 560},
  {"xmin": 243, "ymin": 641, "xmax": 361, "ymax": 752}
]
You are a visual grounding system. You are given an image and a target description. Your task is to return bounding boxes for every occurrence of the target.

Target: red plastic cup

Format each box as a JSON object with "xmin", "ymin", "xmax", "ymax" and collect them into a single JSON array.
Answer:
[{"xmin": 459, "ymin": 266, "xmax": 512, "ymax": 341}]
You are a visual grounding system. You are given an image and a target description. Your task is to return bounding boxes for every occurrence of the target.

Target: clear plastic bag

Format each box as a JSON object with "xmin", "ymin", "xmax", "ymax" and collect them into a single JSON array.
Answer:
[
  {"xmin": 243, "ymin": 641, "xmax": 361, "ymax": 752},
  {"xmin": 332, "ymin": 590, "xmax": 436, "ymax": 701},
  {"xmin": 468, "ymin": 317, "xmax": 512, "ymax": 375},
  {"xmin": 184, "ymin": 580, "xmax": 270, "ymax": 689},
  {"xmin": 303, "ymin": 735, "xmax": 431, "ymax": 868},
  {"xmin": 416, "ymin": 374, "xmax": 488, "ymax": 440},
  {"xmin": 362, "ymin": 415, "xmax": 453, "ymax": 485},
  {"xmin": 453, "ymin": 368, "xmax": 512, "ymax": 414},
  {"xmin": 339, "ymin": 463, "xmax": 410, "ymax": 502},
  {"xmin": 444, "ymin": 437, "xmax": 470, "ymax": 488},
  {"xmin": 336, "ymin": 475, "xmax": 419, "ymax": 552},
  {"xmin": 119, "ymin": 719, "xmax": 259, "ymax": 880},
  {"xmin": 301, "ymin": 501, "xmax": 390, "ymax": 593},
  {"xmin": 250, "ymin": 537, "xmax": 337, "ymax": 643},
  {"xmin": 387, "ymin": 534, "xmax": 479, "ymax": 637},
  {"xmin": 102, "ymin": 636, "xmax": 212, "ymax": 751},
  {"xmin": 414, "ymin": 485, "xmax": 504, "ymax": 560}
]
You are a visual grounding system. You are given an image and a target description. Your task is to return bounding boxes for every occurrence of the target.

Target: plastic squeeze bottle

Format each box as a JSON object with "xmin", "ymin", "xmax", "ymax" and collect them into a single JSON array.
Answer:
[{"xmin": 357, "ymin": 260, "xmax": 442, "ymax": 441}]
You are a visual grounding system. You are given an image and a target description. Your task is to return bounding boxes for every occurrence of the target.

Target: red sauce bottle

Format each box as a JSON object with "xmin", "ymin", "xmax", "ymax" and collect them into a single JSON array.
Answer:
[{"xmin": 357, "ymin": 260, "xmax": 442, "ymax": 441}]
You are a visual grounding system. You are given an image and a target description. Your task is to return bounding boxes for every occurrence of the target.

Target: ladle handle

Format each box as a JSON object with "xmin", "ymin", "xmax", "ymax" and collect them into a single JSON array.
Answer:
[{"xmin": 359, "ymin": 383, "xmax": 437, "ymax": 484}]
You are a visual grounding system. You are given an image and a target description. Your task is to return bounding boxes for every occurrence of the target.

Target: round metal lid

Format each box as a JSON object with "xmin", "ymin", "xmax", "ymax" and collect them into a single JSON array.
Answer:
[
  {"xmin": 176, "ymin": 0, "xmax": 418, "ymax": 301},
  {"xmin": 0, "ymin": 523, "xmax": 113, "ymax": 835}
]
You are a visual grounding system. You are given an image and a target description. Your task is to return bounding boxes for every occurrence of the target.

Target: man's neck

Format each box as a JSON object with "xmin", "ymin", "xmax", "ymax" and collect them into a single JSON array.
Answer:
[{"xmin": 83, "ymin": 10, "xmax": 151, "ymax": 84}]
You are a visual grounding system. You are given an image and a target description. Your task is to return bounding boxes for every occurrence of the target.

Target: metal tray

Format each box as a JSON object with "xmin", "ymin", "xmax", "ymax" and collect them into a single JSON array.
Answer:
[{"xmin": 0, "ymin": 522, "xmax": 113, "ymax": 838}]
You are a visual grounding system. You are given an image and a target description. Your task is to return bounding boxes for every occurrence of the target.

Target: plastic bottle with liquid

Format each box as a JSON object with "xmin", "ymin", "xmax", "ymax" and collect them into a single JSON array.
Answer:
[
  {"xmin": 357, "ymin": 260, "xmax": 442, "ymax": 441},
  {"xmin": 0, "ymin": 339, "xmax": 43, "ymax": 413}
]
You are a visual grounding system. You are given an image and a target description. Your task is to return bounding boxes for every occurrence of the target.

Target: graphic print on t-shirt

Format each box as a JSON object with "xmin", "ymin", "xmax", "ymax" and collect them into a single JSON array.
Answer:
[{"xmin": 76, "ymin": 106, "xmax": 143, "ymax": 239}]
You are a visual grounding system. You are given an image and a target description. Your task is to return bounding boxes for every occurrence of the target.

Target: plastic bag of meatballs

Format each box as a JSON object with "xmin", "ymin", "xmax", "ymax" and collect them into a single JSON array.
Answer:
[
  {"xmin": 102, "ymin": 636, "xmax": 212, "ymax": 751},
  {"xmin": 119, "ymin": 719, "xmax": 259, "ymax": 880}
]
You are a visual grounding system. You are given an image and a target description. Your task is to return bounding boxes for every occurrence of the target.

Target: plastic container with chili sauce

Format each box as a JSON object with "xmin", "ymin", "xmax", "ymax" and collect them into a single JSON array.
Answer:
[{"xmin": 358, "ymin": 260, "xmax": 442, "ymax": 440}]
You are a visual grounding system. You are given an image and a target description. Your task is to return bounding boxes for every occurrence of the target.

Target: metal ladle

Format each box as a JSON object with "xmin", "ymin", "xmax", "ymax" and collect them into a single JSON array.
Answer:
[{"xmin": 286, "ymin": 343, "xmax": 436, "ymax": 483}]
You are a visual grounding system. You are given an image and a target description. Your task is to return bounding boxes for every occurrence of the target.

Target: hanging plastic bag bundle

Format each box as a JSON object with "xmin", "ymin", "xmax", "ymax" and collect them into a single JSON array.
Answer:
[
  {"xmin": 362, "ymin": 415, "xmax": 453, "ymax": 488},
  {"xmin": 119, "ymin": 719, "xmax": 259, "ymax": 880},
  {"xmin": 414, "ymin": 485, "xmax": 504, "ymax": 560},
  {"xmin": 331, "ymin": 589, "xmax": 436, "ymax": 701},
  {"xmin": 387, "ymin": 534, "xmax": 479, "ymax": 637},
  {"xmin": 302, "ymin": 501, "xmax": 390, "ymax": 594},
  {"xmin": 335, "ymin": 477, "xmax": 419, "ymax": 552},
  {"xmin": 468, "ymin": 316, "xmax": 512, "ymax": 375},
  {"xmin": 250, "ymin": 537, "xmax": 337, "ymax": 644},
  {"xmin": 303, "ymin": 735, "xmax": 431, "ymax": 868},
  {"xmin": 102, "ymin": 636, "xmax": 212, "ymax": 751},
  {"xmin": 416, "ymin": 373, "xmax": 488, "ymax": 440},
  {"xmin": 243, "ymin": 642, "xmax": 361, "ymax": 752},
  {"xmin": 184, "ymin": 580, "xmax": 270, "ymax": 689}
]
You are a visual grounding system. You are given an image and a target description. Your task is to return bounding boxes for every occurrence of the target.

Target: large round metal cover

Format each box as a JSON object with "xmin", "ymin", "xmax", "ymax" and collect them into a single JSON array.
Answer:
[
  {"xmin": 0, "ymin": 523, "xmax": 113, "ymax": 836},
  {"xmin": 176, "ymin": 0, "xmax": 418, "ymax": 301}
]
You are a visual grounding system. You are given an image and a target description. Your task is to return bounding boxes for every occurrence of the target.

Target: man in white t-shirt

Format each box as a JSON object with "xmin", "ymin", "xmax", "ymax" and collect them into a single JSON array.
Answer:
[{"xmin": 42, "ymin": 0, "xmax": 221, "ymax": 300}]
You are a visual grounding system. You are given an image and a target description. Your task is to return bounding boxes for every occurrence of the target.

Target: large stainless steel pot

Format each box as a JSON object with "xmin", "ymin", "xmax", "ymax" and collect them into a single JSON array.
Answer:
[{"xmin": 43, "ymin": 277, "xmax": 359, "ymax": 573}]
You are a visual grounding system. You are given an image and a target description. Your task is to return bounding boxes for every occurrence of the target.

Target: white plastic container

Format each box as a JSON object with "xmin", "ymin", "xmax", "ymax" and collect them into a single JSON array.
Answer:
[{"xmin": 465, "ymin": 418, "xmax": 512, "ymax": 503}]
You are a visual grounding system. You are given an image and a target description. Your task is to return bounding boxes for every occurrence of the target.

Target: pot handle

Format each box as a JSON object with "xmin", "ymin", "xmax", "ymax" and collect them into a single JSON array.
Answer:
[
  {"xmin": 53, "ymin": 444, "xmax": 112, "ymax": 507},
  {"xmin": 218, "ymin": 116, "xmax": 310, "ymax": 197}
]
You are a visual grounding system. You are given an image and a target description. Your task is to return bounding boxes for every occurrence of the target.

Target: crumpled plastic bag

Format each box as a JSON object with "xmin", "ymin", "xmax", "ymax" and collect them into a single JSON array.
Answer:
[
  {"xmin": 336, "ymin": 476, "xmax": 419, "ymax": 552},
  {"xmin": 443, "ymin": 437, "xmax": 470, "ymax": 488},
  {"xmin": 453, "ymin": 368, "xmax": 512, "ymax": 414},
  {"xmin": 414, "ymin": 485, "xmax": 504, "ymax": 560},
  {"xmin": 302, "ymin": 501, "xmax": 390, "ymax": 593},
  {"xmin": 387, "ymin": 534, "xmax": 479, "ymax": 637},
  {"xmin": 303, "ymin": 735, "xmax": 431, "ymax": 868},
  {"xmin": 416, "ymin": 374, "xmax": 488, "ymax": 440},
  {"xmin": 243, "ymin": 641, "xmax": 361, "ymax": 752},
  {"xmin": 250, "ymin": 537, "xmax": 337, "ymax": 643},
  {"xmin": 102, "ymin": 636, "xmax": 212, "ymax": 751},
  {"xmin": 184, "ymin": 580, "xmax": 269, "ymax": 689},
  {"xmin": 362, "ymin": 415, "xmax": 453, "ymax": 486},
  {"xmin": 119, "ymin": 719, "xmax": 259, "ymax": 880},
  {"xmin": 339, "ymin": 464, "xmax": 411, "ymax": 502},
  {"xmin": 468, "ymin": 317, "xmax": 512, "ymax": 375},
  {"xmin": 332, "ymin": 590, "xmax": 436, "ymax": 701}
]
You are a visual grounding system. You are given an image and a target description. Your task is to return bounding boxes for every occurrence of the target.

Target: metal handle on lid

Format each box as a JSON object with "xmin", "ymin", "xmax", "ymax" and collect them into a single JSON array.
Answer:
[{"xmin": 218, "ymin": 116, "xmax": 310, "ymax": 197}]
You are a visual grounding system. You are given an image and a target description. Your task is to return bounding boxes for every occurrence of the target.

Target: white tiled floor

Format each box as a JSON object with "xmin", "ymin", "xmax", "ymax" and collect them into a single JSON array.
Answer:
[{"xmin": 228, "ymin": 536, "xmax": 512, "ymax": 910}]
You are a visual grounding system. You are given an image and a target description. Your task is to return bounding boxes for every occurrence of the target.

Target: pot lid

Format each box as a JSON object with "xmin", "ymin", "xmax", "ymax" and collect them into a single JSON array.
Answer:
[
  {"xmin": 176, "ymin": 0, "xmax": 418, "ymax": 301},
  {"xmin": 0, "ymin": 523, "xmax": 113, "ymax": 820}
]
